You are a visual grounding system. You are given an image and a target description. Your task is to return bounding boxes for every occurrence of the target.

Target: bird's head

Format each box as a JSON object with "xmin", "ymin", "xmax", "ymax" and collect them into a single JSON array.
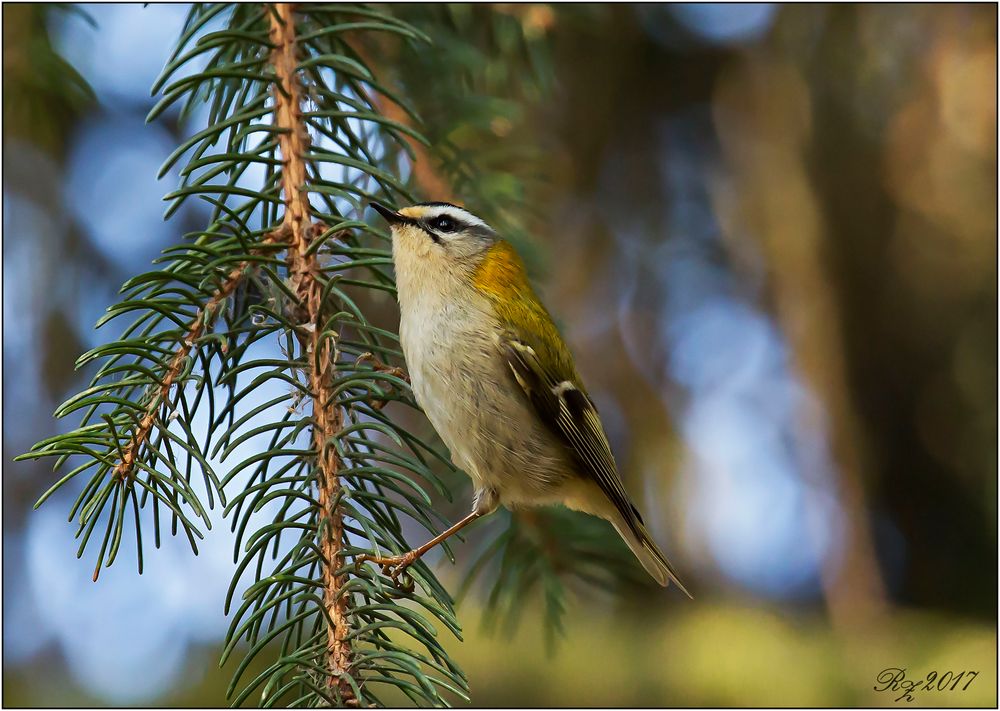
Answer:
[
  {"xmin": 372, "ymin": 200, "xmax": 530, "ymax": 307},
  {"xmin": 371, "ymin": 201, "xmax": 498, "ymax": 265}
]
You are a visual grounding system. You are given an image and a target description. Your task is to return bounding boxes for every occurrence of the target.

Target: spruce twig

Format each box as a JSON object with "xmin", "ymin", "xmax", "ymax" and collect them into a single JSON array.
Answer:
[
  {"xmin": 24, "ymin": 4, "xmax": 470, "ymax": 706},
  {"xmin": 268, "ymin": 4, "xmax": 352, "ymax": 700},
  {"xmin": 112, "ymin": 228, "xmax": 289, "ymax": 485}
]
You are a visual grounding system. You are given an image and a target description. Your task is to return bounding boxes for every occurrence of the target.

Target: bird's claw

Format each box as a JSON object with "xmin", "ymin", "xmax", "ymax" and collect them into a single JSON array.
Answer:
[
  {"xmin": 355, "ymin": 352, "xmax": 409, "ymax": 383},
  {"xmin": 356, "ymin": 552, "xmax": 417, "ymax": 592},
  {"xmin": 354, "ymin": 353, "xmax": 410, "ymax": 410}
]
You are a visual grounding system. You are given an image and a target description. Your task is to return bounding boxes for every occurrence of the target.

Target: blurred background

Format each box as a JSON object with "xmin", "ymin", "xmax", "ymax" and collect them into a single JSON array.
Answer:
[{"xmin": 3, "ymin": 3, "xmax": 996, "ymax": 706}]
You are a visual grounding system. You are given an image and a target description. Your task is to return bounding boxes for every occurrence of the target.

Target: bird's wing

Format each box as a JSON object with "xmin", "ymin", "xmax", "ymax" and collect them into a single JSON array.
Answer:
[{"xmin": 499, "ymin": 334, "xmax": 644, "ymax": 534}]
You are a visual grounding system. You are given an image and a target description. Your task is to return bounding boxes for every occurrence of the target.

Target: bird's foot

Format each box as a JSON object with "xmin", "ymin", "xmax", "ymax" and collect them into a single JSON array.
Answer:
[
  {"xmin": 355, "ymin": 352, "xmax": 409, "ymax": 383},
  {"xmin": 354, "ymin": 353, "xmax": 410, "ymax": 410},
  {"xmin": 356, "ymin": 551, "xmax": 419, "ymax": 591}
]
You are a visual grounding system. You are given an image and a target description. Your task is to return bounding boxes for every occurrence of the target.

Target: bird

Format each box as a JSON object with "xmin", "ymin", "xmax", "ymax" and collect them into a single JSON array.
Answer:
[{"xmin": 361, "ymin": 200, "xmax": 690, "ymax": 596}]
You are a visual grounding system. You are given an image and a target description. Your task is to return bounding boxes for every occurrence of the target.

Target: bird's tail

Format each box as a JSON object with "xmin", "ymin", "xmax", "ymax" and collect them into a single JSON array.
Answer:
[{"xmin": 610, "ymin": 515, "xmax": 692, "ymax": 598}]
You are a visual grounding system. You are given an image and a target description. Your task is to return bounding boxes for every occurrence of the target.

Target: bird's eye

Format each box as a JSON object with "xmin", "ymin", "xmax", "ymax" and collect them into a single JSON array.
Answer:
[{"xmin": 429, "ymin": 216, "xmax": 457, "ymax": 233}]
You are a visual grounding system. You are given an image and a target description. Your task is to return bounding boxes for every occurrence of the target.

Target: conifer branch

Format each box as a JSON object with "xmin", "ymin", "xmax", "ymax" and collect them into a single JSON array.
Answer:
[
  {"xmin": 375, "ymin": 79, "xmax": 454, "ymax": 203},
  {"xmin": 25, "ymin": 4, "xmax": 554, "ymax": 704},
  {"xmin": 269, "ymin": 4, "xmax": 352, "ymax": 701},
  {"xmin": 112, "ymin": 227, "xmax": 289, "ymax": 486},
  {"xmin": 344, "ymin": 35, "xmax": 454, "ymax": 202}
]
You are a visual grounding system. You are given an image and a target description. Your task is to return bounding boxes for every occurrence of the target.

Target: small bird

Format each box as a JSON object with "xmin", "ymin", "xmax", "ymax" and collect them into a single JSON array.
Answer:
[{"xmin": 363, "ymin": 200, "xmax": 689, "ymax": 596}]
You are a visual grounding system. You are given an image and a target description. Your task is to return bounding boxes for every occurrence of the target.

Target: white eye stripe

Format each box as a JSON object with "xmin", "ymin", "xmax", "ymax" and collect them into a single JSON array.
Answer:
[{"xmin": 419, "ymin": 205, "xmax": 492, "ymax": 232}]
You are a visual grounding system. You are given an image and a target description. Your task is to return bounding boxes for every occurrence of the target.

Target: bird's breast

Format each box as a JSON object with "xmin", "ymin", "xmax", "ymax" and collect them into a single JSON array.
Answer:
[
  {"xmin": 398, "ymin": 288, "xmax": 500, "ymax": 443},
  {"xmin": 397, "ymin": 290, "xmax": 568, "ymax": 499}
]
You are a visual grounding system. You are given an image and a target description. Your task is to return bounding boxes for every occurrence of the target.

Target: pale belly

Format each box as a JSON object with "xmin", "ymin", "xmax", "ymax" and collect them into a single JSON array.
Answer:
[{"xmin": 399, "ymin": 300, "xmax": 571, "ymax": 508}]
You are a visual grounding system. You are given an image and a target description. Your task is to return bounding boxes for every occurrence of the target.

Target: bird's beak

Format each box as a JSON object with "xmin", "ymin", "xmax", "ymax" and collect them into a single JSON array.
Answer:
[{"xmin": 370, "ymin": 201, "xmax": 411, "ymax": 226}]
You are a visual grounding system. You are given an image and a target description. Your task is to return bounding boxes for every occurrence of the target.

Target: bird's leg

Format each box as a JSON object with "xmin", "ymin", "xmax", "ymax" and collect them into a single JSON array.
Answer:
[
  {"xmin": 355, "ymin": 351, "xmax": 408, "ymax": 382},
  {"xmin": 356, "ymin": 509, "xmax": 484, "ymax": 586},
  {"xmin": 354, "ymin": 352, "xmax": 410, "ymax": 410}
]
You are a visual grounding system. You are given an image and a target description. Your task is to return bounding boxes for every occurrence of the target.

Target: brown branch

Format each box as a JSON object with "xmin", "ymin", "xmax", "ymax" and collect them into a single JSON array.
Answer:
[
  {"xmin": 111, "ymin": 229, "xmax": 287, "ymax": 486},
  {"xmin": 346, "ymin": 34, "xmax": 454, "ymax": 202},
  {"xmin": 269, "ymin": 3, "xmax": 354, "ymax": 703},
  {"xmin": 378, "ymin": 92, "xmax": 454, "ymax": 202}
]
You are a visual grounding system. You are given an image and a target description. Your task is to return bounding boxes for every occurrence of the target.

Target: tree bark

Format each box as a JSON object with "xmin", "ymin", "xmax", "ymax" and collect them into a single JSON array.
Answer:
[{"xmin": 269, "ymin": 3, "xmax": 353, "ymax": 702}]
